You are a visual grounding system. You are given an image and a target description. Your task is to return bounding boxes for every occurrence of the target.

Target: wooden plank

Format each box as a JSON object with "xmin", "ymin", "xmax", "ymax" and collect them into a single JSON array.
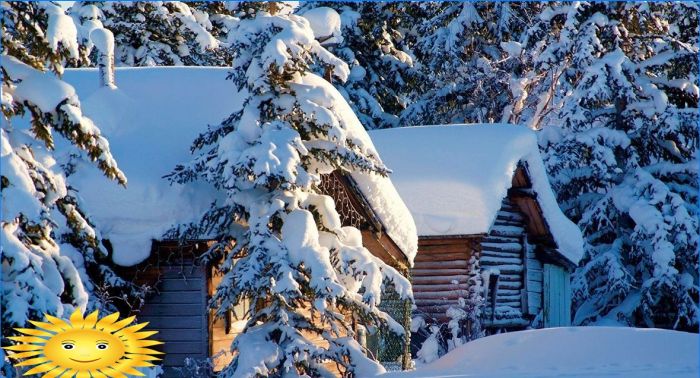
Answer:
[
  {"xmin": 498, "ymin": 281, "xmax": 522, "ymax": 290},
  {"xmin": 563, "ymin": 269, "xmax": 572, "ymax": 326},
  {"xmin": 413, "ymin": 291, "xmax": 468, "ymax": 300},
  {"xmin": 414, "ymin": 252, "xmax": 470, "ymax": 262},
  {"xmin": 154, "ymin": 278, "xmax": 204, "ymax": 291},
  {"xmin": 482, "ymin": 236, "xmax": 522, "ymax": 244},
  {"xmin": 527, "ymin": 259, "xmax": 544, "ymax": 270},
  {"xmin": 418, "ymin": 243, "xmax": 471, "ymax": 253},
  {"xmin": 413, "ymin": 261, "xmax": 468, "ymax": 269},
  {"xmin": 154, "ymin": 329, "xmax": 204, "ymax": 342},
  {"xmin": 145, "ymin": 291, "xmax": 203, "ymax": 304},
  {"xmin": 139, "ymin": 303, "xmax": 202, "ymax": 316},
  {"xmin": 543, "ymin": 264, "xmax": 551, "ymax": 327},
  {"xmin": 412, "ymin": 275, "xmax": 469, "ymax": 285},
  {"xmin": 137, "ymin": 316, "xmax": 203, "ymax": 329},
  {"xmin": 480, "ymin": 256, "xmax": 522, "ymax": 265},
  {"xmin": 413, "ymin": 283, "xmax": 470, "ymax": 291},
  {"xmin": 481, "ymin": 242, "xmax": 522, "ymax": 252},
  {"xmin": 528, "ymin": 292, "xmax": 542, "ymax": 315},
  {"xmin": 161, "ymin": 341, "xmax": 205, "ymax": 354},
  {"xmin": 418, "ymin": 237, "xmax": 474, "ymax": 247},
  {"xmin": 411, "ymin": 268, "xmax": 469, "ymax": 276},
  {"xmin": 527, "ymin": 280, "xmax": 543, "ymax": 292},
  {"xmin": 489, "ymin": 226, "xmax": 525, "ymax": 237}
]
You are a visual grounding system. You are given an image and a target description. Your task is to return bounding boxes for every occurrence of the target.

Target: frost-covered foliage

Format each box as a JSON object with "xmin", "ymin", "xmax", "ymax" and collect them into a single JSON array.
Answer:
[
  {"xmin": 169, "ymin": 8, "xmax": 412, "ymax": 376},
  {"xmin": 72, "ymin": 1, "xmax": 227, "ymax": 66},
  {"xmin": 1, "ymin": 2, "xmax": 143, "ymax": 374},
  {"xmin": 298, "ymin": 2, "xmax": 422, "ymax": 129},
  {"xmin": 402, "ymin": 2, "xmax": 543, "ymax": 126},
  {"xmin": 516, "ymin": 2, "xmax": 699, "ymax": 329}
]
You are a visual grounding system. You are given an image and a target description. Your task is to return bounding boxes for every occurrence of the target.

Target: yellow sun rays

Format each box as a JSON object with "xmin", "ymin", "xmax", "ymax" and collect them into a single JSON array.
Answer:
[{"xmin": 4, "ymin": 309, "xmax": 163, "ymax": 378}]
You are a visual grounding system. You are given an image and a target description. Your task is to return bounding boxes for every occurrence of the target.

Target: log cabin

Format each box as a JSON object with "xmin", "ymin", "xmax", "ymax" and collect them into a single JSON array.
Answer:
[
  {"xmin": 63, "ymin": 67, "xmax": 418, "ymax": 376},
  {"xmin": 369, "ymin": 124, "xmax": 584, "ymax": 331}
]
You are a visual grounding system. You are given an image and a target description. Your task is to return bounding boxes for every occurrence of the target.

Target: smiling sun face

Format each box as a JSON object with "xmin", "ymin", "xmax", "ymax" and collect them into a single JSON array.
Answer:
[{"xmin": 4, "ymin": 309, "xmax": 162, "ymax": 377}]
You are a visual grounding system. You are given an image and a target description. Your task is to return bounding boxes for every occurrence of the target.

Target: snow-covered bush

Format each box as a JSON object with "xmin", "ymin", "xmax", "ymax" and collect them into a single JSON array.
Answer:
[
  {"xmin": 169, "ymin": 7, "xmax": 412, "ymax": 376},
  {"xmin": 1, "ymin": 2, "xmax": 144, "ymax": 374}
]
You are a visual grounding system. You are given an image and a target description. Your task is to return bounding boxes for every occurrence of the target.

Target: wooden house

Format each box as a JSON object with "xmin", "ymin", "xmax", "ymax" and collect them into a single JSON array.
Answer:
[
  {"xmin": 369, "ymin": 124, "xmax": 584, "ymax": 331},
  {"xmin": 118, "ymin": 170, "xmax": 415, "ymax": 374},
  {"xmin": 64, "ymin": 68, "xmax": 418, "ymax": 375}
]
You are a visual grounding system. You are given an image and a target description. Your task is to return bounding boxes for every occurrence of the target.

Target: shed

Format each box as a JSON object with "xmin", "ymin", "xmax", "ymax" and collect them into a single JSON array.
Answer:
[
  {"xmin": 369, "ymin": 125, "xmax": 584, "ymax": 330},
  {"xmin": 63, "ymin": 67, "xmax": 418, "ymax": 374}
]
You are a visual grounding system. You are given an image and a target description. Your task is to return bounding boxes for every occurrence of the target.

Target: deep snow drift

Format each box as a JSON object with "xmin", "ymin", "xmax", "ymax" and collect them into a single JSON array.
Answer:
[{"xmin": 386, "ymin": 327, "xmax": 698, "ymax": 377}]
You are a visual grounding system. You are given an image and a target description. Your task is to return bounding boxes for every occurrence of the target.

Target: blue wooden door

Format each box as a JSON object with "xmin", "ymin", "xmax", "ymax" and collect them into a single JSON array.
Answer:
[{"xmin": 543, "ymin": 264, "xmax": 572, "ymax": 327}]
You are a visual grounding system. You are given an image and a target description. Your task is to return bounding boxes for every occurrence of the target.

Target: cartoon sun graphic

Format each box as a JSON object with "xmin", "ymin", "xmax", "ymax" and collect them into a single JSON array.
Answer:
[{"xmin": 3, "ymin": 309, "xmax": 162, "ymax": 377}]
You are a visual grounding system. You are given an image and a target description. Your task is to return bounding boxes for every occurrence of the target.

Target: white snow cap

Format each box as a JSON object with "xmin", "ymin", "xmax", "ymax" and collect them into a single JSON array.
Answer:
[
  {"xmin": 302, "ymin": 7, "xmax": 343, "ymax": 44},
  {"xmin": 369, "ymin": 124, "xmax": 584, "ymax": 264},
  {"xmin": 89, "ymin": 27, "xmax": 114, "ymax": 55},
  {"xmin": 61, "ymin": 67, "xmax": 236, "ymax": 266}
]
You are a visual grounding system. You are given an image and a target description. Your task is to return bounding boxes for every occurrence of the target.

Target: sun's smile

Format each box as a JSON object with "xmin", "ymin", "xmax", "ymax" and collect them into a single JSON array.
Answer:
[
  {"xmin": 69, "ymin": 357, "xmax": 101, "ymax": 363},
  {"xmin": 3, "ymin": 309, "xmax": 163, "ymax": 377}
]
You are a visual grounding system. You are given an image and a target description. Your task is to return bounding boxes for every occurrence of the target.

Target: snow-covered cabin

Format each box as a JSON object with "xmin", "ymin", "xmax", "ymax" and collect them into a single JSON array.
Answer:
[
  {"xmin": 369, "ymin": 125, "xmax": 584, "ymax": 330},
  {"xmin": 62, "ymin": 67, "xmax": 417, "ymax": 373}
]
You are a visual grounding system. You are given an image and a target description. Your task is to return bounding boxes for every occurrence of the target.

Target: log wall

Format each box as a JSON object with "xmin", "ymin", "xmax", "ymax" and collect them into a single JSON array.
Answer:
[
  {"xmin": 412, "ymin": 237, "xmax": 477, "ymax": 322},
  {"xmin": 481, "ymin": 197, "xmax": 531, "ymax": 327}
]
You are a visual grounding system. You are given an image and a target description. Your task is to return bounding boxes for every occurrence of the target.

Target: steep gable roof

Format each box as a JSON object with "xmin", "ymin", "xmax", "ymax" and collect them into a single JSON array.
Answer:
[{"xmin": 369, "ymin": 124, "xmax": 584, "ymax": 264}]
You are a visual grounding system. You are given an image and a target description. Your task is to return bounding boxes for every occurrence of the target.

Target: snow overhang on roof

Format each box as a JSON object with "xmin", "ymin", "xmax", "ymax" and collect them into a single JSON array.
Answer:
[
  {"xmin": 369, "ymin": 124, "xmax": 584, "ymax": 265},
  {"xmin": 61, "ymin": 67, "xmax": 418, "ymax": 266}
]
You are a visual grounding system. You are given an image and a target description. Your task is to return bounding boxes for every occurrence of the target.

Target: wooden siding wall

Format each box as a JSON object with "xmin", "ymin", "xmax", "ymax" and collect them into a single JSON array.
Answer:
[
  {"xmin": 133, "ymin": 260, "xmax": 209, "ymax": 375},
  {"xmin": 523, "ymin": 239, "xmax": 544, "ymax": 316},
  {"xmin": 481, "ymin": 197, "xmax": 531, "ymax": 327},
  {"xmin": 412, "ymin": 237, "xmax": 476, "ymax": 322}
]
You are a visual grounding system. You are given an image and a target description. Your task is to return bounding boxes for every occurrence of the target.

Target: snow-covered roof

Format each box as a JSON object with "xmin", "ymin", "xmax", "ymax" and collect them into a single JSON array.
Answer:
[
  {"xmin": 368, "ymin": 124, "xmax": 583, "ymax": 264},
  {"xmin": 62, "ymin": 67, "xmax": 417, "ymax": 266},
  {"xmin": 62, "ymin": 67, "xmax": 233, "ymax": 266},
  {"xmin": 291, "ymin": 73, "xmax": 418, "ymax": 264}
]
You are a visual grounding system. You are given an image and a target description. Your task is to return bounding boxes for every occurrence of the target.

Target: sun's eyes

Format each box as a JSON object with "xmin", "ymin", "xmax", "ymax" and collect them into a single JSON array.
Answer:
[
  {"xmin": 62, "ymin": 343, "xmax": 75, "ymax": 350},
  {"xmin": 96, "ymin": 343, "xmax": 109, "ymax": 350}
]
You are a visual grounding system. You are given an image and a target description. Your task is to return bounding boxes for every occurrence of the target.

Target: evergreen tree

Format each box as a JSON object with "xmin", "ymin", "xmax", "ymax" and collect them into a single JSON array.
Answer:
[
  {"xmin": 169, "ymin": 7, "xmax": 412, "ymax": 376},
  {"xmin": 298, "ymin": 2, "xmax": 422, "ymax": 129},
  {"xmin": 75, "ymin": 1, "xmax": 225, "ymax": 66},
  {"xmin": 402, "ymin": 2, "xmax": 543, "ymax": 126},
  {"xmin": 1, "ymin": 2, "xmax": 143, "ymax": 374},
  {"xmin": 518, "ymin": 2, "xmax": 699, "ymax": 329}
]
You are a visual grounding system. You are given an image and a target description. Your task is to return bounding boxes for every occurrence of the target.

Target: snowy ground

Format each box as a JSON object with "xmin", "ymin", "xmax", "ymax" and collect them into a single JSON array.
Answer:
[{"xmin": 384, "ymin": 327, "xmax": 698, "ymax": 377}]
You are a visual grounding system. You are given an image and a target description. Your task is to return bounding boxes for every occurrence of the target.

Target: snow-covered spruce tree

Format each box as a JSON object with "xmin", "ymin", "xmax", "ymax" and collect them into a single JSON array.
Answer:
[
  {"xmin": 74, "ymin": 1, "xmax": 224, "ymax": 66},
  {"xmin": 519, "ymin": 2, "xmax": 699, "ymax": 329},
  {"xmin": 401, "ymin": 2, "xmax": 543, "ymax": 126},
  {"xmin": 299, "ymin": 2, "xmax": 421, "ymax": 129},
  {"xmin": 1, "ymin": 2, "xmax": 143, "ymax": 374},
  {"xmin": 169, "ymin": 8, "xmax": 412, "ymax": 376}
]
